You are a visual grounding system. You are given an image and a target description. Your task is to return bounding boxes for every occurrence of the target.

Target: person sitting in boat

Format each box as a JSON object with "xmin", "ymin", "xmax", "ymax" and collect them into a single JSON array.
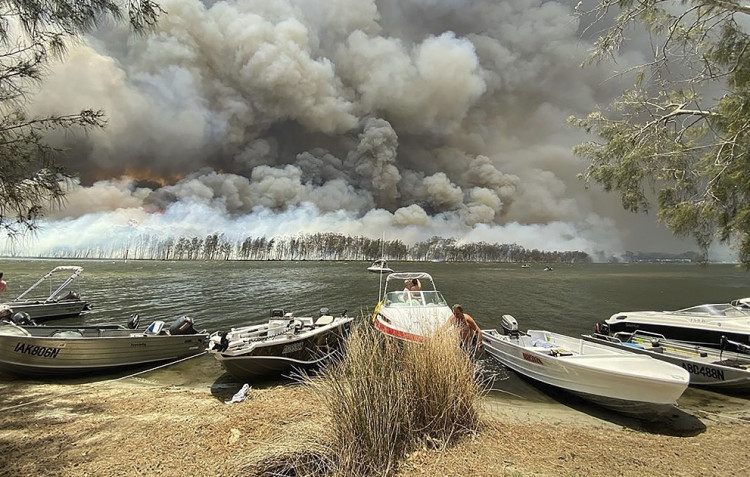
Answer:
[
  {"xmin": 443, "ymin": 304, "xmax": 483, "ymax": 355},
  {"xmin": 403, "ymin": 278, "xmax": 423, "ymax": 301}
]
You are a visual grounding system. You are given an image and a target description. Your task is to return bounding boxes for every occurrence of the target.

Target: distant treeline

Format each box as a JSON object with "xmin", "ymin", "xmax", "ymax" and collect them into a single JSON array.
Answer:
[
  {"xmin": 618, "ymin": 251, "xmax": 704, "ymax": 263},
  {"xmin": 25, "ymin": 232, "xmax": 592, "ymax": 263}
]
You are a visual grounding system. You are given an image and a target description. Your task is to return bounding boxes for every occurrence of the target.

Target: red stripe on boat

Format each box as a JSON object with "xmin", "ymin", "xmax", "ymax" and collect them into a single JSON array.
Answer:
[{"xmin": 374, "ymin": 317, "xmax": 425, "ymax": 343}]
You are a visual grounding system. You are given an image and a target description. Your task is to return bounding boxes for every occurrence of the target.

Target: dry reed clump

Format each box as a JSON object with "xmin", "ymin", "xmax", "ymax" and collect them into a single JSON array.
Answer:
[{"xmin": 300, "ymin": 321, "xmax": 487, "ymax": 476}]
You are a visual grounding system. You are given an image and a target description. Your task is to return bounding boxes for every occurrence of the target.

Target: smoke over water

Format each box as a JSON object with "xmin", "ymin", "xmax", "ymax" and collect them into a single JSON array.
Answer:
[{"xmin": 0, "ymin": 0, "xmax": 719, "ymax": 259}]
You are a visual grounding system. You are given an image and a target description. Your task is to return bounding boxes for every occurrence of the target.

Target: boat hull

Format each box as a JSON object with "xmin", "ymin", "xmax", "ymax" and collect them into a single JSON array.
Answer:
[
  {"xmin": 211, "ymin": 320, "xmax": 352, "ymax": 381},
  {"xmin": 605, "ymin": 321, "xmax": 750, "ymax": 351},
  {"xmin": 0, "ymin": 327, "xmax": 207, "ymax": 376},
  {"xmin": 582, "ymin": 334, "xmax": 750, "ymax": 392},
  {"xmin": 7, "ymin": 300, "xmax": 89, "ymax": 321},
  {"xmin": 483, "ymin": 329, "xmax": 689, "ymax": 419}
]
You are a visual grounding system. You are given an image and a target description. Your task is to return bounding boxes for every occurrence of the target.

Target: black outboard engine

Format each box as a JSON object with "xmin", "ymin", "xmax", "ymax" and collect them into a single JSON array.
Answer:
[
  {"xmin": 217, "ymin": 331, "xmax": 229, "ymax": 352},
  {"xmin": 127, "ymin": 313, "xmax": 140, "ymax": 330},
  {"xmin": 595, "ymin": 321, "xmax": 610, "ymax": 336},
  {"xmin": 500, "ymin": 314, "xmax": 520, "ymax": 339},
  {"xmin": 270, "ymin": 308, "xmax": 285, "ymax": 318},
  {"xmin": 11, "ymin": 312, "xmax": 36, "ymax": 326},
  {"xmin": 60, "ymin": 291, "xmax": 80, "ymax": 301},
  {"xmin": 169, "ymin": 315, "xmax": 197, "ymax": 335}
]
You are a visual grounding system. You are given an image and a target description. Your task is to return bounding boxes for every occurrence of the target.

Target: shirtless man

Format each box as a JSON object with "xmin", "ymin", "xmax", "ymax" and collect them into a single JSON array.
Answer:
[{"xmin": 444, "ymin": 304, "xmax": 483, "ymax": 354}]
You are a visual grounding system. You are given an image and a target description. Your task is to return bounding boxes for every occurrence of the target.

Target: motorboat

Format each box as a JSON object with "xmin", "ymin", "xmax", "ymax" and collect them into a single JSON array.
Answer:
[
  {"xmin": 0, "ymin": 314, "xmax": 208, "ymax": 376},
  {"xmin": 367, "ymin": 259, "xmax": 394, "ymax": 273},
  {"xmin": 206, "ymin": 308, "xmax": 353, "ymax": 381},
  {"xmin": 2, "ymin": 266, "xmax": 91, "ymax": 321},
  {"xmin": 521, "ymin": 264, "xmax": 530, "ymax": 268},
  {"xmin": 372, "ymin": 272, "xmax": 453, "ymax": 343},
  {"xmin": 582, "ymin": 331, "xmax": 750, "ymax": 393},
  {"xmin": 483, "ymin": 315, "xmax": 690, "ymax": 419},
  {"xmin": 602, "ymin": 300, "xmax": 750, "ymax": 352}
]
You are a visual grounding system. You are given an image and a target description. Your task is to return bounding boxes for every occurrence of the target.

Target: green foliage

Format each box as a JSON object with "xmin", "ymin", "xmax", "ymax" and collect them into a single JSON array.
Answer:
[
  {"xmin": 573, "ymin": 0, "xmax": 750, "ymax": 266},
  {"xmin": 0, "ymin": 1, "xmax": 162, "ymax": 236}
]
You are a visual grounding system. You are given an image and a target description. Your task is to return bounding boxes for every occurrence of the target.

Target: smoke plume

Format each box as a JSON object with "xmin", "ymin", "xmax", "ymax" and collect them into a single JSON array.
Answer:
[{"xmin": 2, "ymin": 0, "xmax": 724, "ymax": 260}]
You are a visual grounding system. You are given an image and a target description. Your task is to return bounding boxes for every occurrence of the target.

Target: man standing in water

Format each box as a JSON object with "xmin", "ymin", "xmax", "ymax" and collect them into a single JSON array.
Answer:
[{"xmin": 444, "ymin": 304, "xmax": 483, "ymax": 355}]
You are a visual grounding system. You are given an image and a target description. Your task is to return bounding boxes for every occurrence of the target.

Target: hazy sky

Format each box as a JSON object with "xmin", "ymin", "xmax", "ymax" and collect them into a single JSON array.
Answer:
[{"xmin": 4, "ymin": 0, "xmax": 734, "ymax": 260}]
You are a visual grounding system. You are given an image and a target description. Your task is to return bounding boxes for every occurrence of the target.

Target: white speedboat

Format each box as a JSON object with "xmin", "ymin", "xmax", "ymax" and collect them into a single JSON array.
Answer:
[
  {"xmin": 2, "ymin": 266, "xmax": 91, "ymax": 322},
  {"xmin": 583, "ymin": 331, "xmax": 750, "ymax": 393},
  {"xmin": 0, "ymin": 315, "xmax": 207, "ymax": 377},
  {"xmin": 602, "ymin": 301, "xmax": 750, "ymax": 351},
  {"xmin": 483, "ymin": 315, "xmax": 690, "ymax": 419},
  {"xmin": 367, "ymin": 259, "xmax": 394, "ymax": 273},
  {"xmin": 372, "ymin": 272, "xmax": 453, "ymax": 343},
  {"xmin": 207, "ymin": 308, "xmax": 353, "ymax": 381}
]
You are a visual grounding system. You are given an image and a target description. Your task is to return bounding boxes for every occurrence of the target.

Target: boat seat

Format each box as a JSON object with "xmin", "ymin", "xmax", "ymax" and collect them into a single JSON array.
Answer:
[{"xmin": 315, "ymin": 315, "xmax": 334, "ymax": 327}]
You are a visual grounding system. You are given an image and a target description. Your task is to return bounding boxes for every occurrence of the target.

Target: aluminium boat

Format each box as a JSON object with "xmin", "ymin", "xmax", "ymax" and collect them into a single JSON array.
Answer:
[
  {"xmin": 582, "ymin": 331, "xmax": 750, "ymax": 393},
  {"xmin": 2, "ymin": 266, "xmax": 91, "ymax": 321},
  {"xmin": 0, "ymin": 315, "xmax": 208, "ymax": 377},
  {"xmin": 483, "ymin": 315, "xmax": 690, "ymax": 419},
  {"xmin": 372, "ymin": 272, "xmax": 453, "ymax": 343},
  {"xmin": 207, "ymin": 308, "xmax": 353, "ymax": 381},
  {"xmin": 602, "ymin": 300, "xmax": 750, "ymax": 351}
]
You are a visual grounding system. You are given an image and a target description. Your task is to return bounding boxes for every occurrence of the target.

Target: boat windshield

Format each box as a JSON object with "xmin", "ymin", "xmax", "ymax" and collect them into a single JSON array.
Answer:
[
  {"xmin": 675, "ymin": 303, "xmax": 750, "ymax": 318},
  {"xmin": 384, "ymin": 290, "xmax": 448, "ymax": 307}
]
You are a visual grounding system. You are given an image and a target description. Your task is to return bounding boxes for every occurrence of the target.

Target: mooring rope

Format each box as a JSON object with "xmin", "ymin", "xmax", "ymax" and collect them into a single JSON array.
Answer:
[{"xmin": 0, "ymin": 350, "xmax": 208, "ymax": 413}]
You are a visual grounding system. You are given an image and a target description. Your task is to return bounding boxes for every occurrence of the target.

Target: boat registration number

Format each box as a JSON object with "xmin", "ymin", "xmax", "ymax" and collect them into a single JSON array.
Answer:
[
  {"xmin": 13, "ymin": 342, "xmax": 62, "ymax": 359},
  {"xmin": 682, "ymin": 363, "xmax": 724, "ymax": 381},
  {"xmin": 522, "ymin": 352, "xmax": 543, "ymax": 365}
]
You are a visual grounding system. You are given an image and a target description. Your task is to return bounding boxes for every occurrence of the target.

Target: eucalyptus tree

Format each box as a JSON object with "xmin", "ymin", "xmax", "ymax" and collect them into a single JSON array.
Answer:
[
  {"xmin": 571, "ymin": 0, "xmax": 750, "ymax": 264},
  {"xmin": 0, "ymin": 0, "xmax": 161, "ymax": 237}
]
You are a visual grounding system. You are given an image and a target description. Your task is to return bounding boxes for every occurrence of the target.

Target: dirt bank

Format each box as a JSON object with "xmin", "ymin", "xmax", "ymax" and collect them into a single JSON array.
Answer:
[{"xmin": 1, "ymin": 375, "xmax": 748, "ymax": 477}]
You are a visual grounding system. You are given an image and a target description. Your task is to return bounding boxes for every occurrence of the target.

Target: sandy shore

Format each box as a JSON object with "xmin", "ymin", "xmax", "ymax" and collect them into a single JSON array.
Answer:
[{"xmin": 1, "ymin": 365, "xmax": 749, "ymax": 477}]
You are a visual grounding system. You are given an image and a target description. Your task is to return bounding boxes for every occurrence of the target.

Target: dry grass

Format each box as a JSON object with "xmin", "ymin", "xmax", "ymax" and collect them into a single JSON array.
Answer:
[
  {"xmin": 264, "ymin": 322, "xmax": 489, "ymax": 476},
  {"xmin": 1, "ymin": 371, "xmax": 750, "ymax": 477}
]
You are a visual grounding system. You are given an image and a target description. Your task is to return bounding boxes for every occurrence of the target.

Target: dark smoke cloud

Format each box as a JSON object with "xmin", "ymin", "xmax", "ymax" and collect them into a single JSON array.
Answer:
[{"xmin": 2, "ymin": 0, "xmax": 730, "ymax": 260}]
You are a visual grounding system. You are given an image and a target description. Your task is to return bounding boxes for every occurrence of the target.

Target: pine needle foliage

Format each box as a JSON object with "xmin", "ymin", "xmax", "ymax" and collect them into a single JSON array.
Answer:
[
  {"xmin": 571, "ymin": 0, "xmax": 750, "ymax": 265},
  {"xmin": 0, "ymin": 1, "xmax": 162, "ymax": 236}
]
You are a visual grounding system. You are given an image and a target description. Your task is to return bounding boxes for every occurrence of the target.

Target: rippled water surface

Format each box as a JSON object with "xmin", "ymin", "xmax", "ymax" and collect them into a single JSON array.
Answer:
[
  {"xmin": 3, "ymin": 258, "xmax": 750, "ymax": 422},
  {"xmin": 2, "ymin": 258, "xmax": 749, "ymax": 333}
]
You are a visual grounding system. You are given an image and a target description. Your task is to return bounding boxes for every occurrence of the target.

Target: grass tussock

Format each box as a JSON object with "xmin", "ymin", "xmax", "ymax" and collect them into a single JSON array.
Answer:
[{"xmin": 301, "ymin": 321, "xmax": 487, "ymax": 476}]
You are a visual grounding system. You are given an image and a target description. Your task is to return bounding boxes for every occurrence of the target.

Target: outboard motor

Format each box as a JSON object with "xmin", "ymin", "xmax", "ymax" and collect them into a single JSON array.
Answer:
[
  {"xmin": 217, "ymin": 331, "xmax": 229, "ymax": 352},
  {"xmin": 127, "ymin": 313, "xmax": 140, "ymax": 330},
  {"xmin": 500, "ymin": 314, "xmax": 520, "ymax": 339},
  {"xmin": 319, "ymin": 307, "xmax": 330, "ymax": 317},
  {"xmin": 270, "ymin": 308, "xmax": 286, "ymax": 318},
  {"xmin": 11, "ymin": 312, "xmax": 36, "ymax": 326},
  {"xmin": 0, "ymin": 305, "xmax": 12, "ymax": 321},
  {"xmin": 595, "ymin": 321, "xmax": 610, "ymax": 336},
  {"xmin": 60, "ymin": 291, "xmax": 80, "ymax": 301},
  {"xmin": 169, "ymin": 315, "xmax": 197, "ymax": 335}
]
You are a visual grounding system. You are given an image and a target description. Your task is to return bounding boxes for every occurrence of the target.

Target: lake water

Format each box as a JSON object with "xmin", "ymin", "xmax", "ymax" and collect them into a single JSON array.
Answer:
[
  {"xmin": 2, "ymin": 258, "xmax": 748, "ymax": 333},
  {"xmin": 2, "ymin": 258, "xmax": 749, "ymax": 423}
]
